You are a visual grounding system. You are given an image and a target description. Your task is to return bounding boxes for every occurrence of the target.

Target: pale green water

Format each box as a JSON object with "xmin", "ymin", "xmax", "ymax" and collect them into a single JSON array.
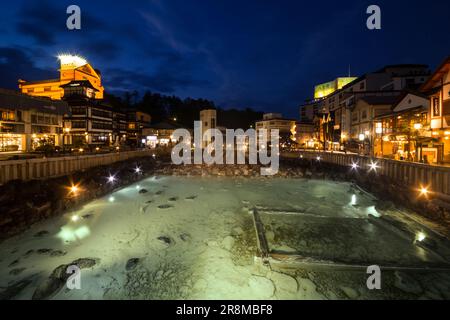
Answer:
[{"xmin": 0, "ymin": 176, "xmax": 449, "ymax": 300}]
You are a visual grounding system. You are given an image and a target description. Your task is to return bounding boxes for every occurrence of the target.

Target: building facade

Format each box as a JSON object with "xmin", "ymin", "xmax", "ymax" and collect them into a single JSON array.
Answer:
[
  {"xmin": 421, "ymin": 56, "xmax": 450, "ymax": 164},
  {"xmin": 374, "ymin": 92, "xmax": 430, "ymax": 162},
  {"xmin": 61, "ymin": 81, "xmax": 113, "ymax": 147},
  {"xmin": 255, "ymin": 113, "xmax": 297, "ymax": 146},
  {"xmin": 300, "ymin": 65, "xmax": 430, "ymax": 151},
  {"xmin": 19, "ymin": 55, "xmax": 104, "ymax": 100},
  {"xmin": 200, "ymin": 109, "xmax": 217, "ymax": 147},
  {"xmin": 0, "ymin": 88, "xmax": 69, "ymax": 153},
  {"xmin": 126, "ymin": 110, "xmax": 152, "ymax": 147}
]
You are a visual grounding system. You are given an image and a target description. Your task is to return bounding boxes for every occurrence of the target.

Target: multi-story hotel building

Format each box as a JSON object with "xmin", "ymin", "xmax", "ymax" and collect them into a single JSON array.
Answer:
[
  {"xmin": 126, "ymin": 110, "xmax": 152, "ymax": 147},
  {"xmin": 255, "ymin": 113, "xmax": 297, "ymax": 144},
  {"xmin": 61, "ymin": 80, "xmax": 113, "ymax": 147},
  {"xmin": 300, "ymin": 65, "xmax": 430, "ymax": 151},
  {"xmin": 421, "ymin": 56, "xmax": 450, "ymax": 163},
  {"xmin": 18, "ymin": 55, "xmax": 104, "ymax": 100},
  {"xmin": 0, "ymin": 88, "xmax": 69, "ymax": 153}
]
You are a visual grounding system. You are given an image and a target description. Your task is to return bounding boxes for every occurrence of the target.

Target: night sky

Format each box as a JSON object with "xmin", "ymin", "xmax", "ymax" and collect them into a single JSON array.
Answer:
[{"xmin": 1, "ymin": 0, "xmax": 449, "ymax": 117}]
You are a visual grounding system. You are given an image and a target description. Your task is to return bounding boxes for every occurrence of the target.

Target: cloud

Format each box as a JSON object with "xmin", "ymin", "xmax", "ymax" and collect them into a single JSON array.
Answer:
[
  {"xmin": 105, "ymin": 64, "xmax": 210, "ymax": 94},
  {"xmin": 0, "ymin": 47, "xmax": 56, "ymax": 89},
  {"xmin": 15, "ymin": 0, "xmax": 107, "ymax": 46}
]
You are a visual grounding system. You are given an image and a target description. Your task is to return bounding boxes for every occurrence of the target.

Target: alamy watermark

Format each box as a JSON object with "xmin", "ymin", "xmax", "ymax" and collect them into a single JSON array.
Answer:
[
  {"xmin": 366, "ymin": 265, "xmax": 381, "ymax": 290},
  {"xmin": 66, "ymin": 265, "xmax": 82, "ymax": 290},
  {"xmin": 67, "ymin": 5, "xmax": 81, "ymax": 30},
  {"xmin": 366, "ymin": 5, "xmax": 381, "ymax": 30},
  {"xmin": 171, "ymin": 121, "xmax": 280, "ymax": 176}
]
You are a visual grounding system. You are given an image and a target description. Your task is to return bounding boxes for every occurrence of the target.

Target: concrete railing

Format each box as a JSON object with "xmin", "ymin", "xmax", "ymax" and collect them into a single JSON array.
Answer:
[
  {"xmin": 289, "ymin": 151, "xmax": 450, "ymax": 197},
  {"xmin": 0, "ymin": 150, "xmax": 153, "ymax": 185}
]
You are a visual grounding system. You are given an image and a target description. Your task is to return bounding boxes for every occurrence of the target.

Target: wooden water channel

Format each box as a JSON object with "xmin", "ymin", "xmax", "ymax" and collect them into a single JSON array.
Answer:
[{"xmin": 251, "ymin": 208, "xmax": 450, "ymax": 273}]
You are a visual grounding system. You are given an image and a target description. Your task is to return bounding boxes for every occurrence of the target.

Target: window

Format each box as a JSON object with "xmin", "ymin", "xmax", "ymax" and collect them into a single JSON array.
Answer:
[
  {"xmin": 92, "ymin": 121, "xmax": 112, "ymax": 130},
  {"xmin": 27, "ymin": 88, "xmax": 35, "ymax": 93},
  {"xmin": 1, "ymin": 111, "xmax": 15, "ymax": 121},
  {"xmin": 72, "ymin": 121, "xmax": 86, "ymax": 129},
  {"xmin": 359, "ymin": 82, "xmax": 365, "ymax": 90},
  {"xmin": 44, "ymin": 87, "xmax": 51, "ymax": 92},
  {"xmin": 71, "ymin": 107, "xmax": 87, "ymax": 115},
  {"xmin": 361, "ymin": 110, "xmax": 368, "ymax": 120}
]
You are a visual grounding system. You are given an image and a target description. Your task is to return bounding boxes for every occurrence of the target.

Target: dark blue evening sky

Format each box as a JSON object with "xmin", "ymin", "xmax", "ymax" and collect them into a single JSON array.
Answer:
[{"xmin": 1, "ymin": 0, "xmax": 449, "ymax": 117}]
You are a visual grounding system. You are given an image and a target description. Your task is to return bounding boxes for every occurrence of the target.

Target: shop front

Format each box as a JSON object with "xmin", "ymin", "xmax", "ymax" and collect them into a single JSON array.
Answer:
[{"xmin": 0, "ymin": 133, "xmax": 25, "ymax": 152}]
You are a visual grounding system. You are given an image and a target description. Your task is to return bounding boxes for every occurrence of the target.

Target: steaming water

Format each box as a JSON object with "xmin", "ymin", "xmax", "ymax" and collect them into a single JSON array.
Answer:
[{"xmin": 1, "ymin": 176, "xmax": 450, "ymax": 300}]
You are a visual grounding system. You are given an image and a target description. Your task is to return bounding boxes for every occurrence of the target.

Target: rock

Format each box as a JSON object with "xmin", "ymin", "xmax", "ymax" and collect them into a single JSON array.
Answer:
[
  {"xmin": 8, "ymin": 259, "xmax": 19, "ymax": 268},
  {"xmin": 9, "ymin": 268, "xmax": 26, "ymax": 276},
  {"xmin": 232, "ymin": 227, "xmax": 244, "ymax": 236},
  {"xmin": 139, "ymin": 189, "xmax": 148, "ymax": 194},
  {"xmin": 248, "ymin": 276, "xmax": 275, "ymax": 298},
  {"xmin": 168, "ymin": 197, "xmax": 178, "ymax": 202},
  {"xmin": 394, "ymin": 271, "xmax": 423, "ymax": 295},
  {"xmin": 33, "ymin": 258, "xmax": 99, "ymax": 300},
  {"xmin": 71, "ymin": 258, "xmax": 98, "ymax": 269},
  {"xmin": 185, "ymin": 196, "xmax": 197, "ymax": 201},
  {"xmin": 180, "ymin": 233, "xmax": 191, "ymax": 241},
  {"xmin": 296, "ymin": 277, "xmax": 325, "ymax": 300},
  {"xmin": 340, "ymin": 286, "xmax": 359, "ymax": 299},
  {"xmin": 158, "ymin": 204, "xmax": 173, "ymax": 209},
  {"xmin": 37, "ymin": 249, "xmax": 52, "ymax": 255},
  {"xmin": 50, "ymin": 250, "xmax": 67, "ymax": 257},
  {"xmin": 34, "ymin": 230, "xmax": 49, "ymax": 238},
  {"xmin": 266, "ymin": 231, "xmax": 275, "ymax": 242},
  {"xmin": 126, "ymin": 258, "xmax": 140, "ymax": 271},
  {"xmin": 222, "ymin": 236, "xmax": 235, "ymax": 251},
  {"xmin": 268, "ymin": 271, "xmax": 298, "ymax": 294},
  {"xmin": 0, "ymin": 278, "xmax": 33, "ymax": 300},
  {"xmin": 157, "ymin": 236, "xmax": 174, "ymax": 246}
]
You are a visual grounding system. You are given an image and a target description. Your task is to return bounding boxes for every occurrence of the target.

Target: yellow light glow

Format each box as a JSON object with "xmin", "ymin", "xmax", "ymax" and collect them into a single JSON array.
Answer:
[
  {"xmin": 71, "ymin": 215, "xmax": 80, "ymax": 222},
  {"xmin": 419, "ymin": 186, "xmax": 429, "ymax": 197},
  {"xmin": 414, "ymin": 123, "xmax": 423, "ymax": 130},
  {"xmin": 58, "ymin": 54, "xmax": 87, "ymax": 68}
]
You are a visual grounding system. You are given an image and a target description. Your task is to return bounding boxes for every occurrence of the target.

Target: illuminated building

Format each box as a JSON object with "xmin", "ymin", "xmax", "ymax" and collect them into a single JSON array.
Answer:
[
  {"xmin": 301, "ymin": 65, "xmax": 430, "ymax": 152},
  {"xmin": 421, "ymin": 56, "xmax": 450, "ymax": 163},
  {"xmin": 374, "ymin": 92, "xmax": 430, "ymax": 162},
  {"xmin": 255, "ymin": 113, "xmax": 297, "ymax": 146},
  {"xmin": 126, "ymin": 110, "xmax": 152, "ymax": 147},
  {"xmin": 351, "ymin": 96, "xmax": 400, "ymax": 156},
  {"xmin": 18, "ymin": 54, "xmax": 104, "ymax": 100},
  {"xmin": 142, "ymin": 122, "xmax": 182, "ymax": 148},
  {"xmin": 0, "ymin": 88, "xmax": 69, "ymax": 152},
  {"xmin": 314, "ymin": 77, "xmax": 357, "ymax": 99},
  {"xmin": 61, "ymin": 80, "xmax": 113, "ymax": 146}
]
